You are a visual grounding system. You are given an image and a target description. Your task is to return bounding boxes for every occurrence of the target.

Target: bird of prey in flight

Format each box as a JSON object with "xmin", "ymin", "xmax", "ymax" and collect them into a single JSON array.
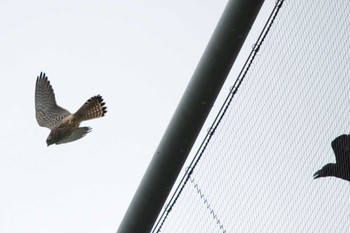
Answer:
[
  {"xmin": 35, "ymin": 72, "xmax": 107, "ymax": 146},
  {"xmin": 314, "ymin": 134, "xmax": 350, "ymax": 182}
]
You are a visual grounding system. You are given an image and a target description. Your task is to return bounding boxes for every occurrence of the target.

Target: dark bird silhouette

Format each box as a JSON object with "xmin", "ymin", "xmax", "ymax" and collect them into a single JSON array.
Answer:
[{"xmin": 313, "ymin": 134, "xmax": 350, "ymax": 182}]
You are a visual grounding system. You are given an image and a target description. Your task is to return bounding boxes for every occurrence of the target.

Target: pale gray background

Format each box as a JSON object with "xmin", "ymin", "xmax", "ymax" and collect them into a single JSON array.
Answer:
[{"xmin": 0, "ymin": 1, "xmax": 283, "ymax": 232}]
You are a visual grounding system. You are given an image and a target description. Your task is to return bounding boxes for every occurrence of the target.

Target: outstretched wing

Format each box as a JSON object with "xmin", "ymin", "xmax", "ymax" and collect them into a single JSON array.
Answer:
[
  {"xmin": 35, "ymin": 72, "xmax": 71, "ymax": 129},
  {"xmin": 331, "ymin": 134, "xmax": 350, "ymax": 165}
]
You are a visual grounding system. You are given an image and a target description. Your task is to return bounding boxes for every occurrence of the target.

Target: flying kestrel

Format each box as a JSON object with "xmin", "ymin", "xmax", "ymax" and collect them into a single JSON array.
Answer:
[{"xmin": 35, "ymin": 72, "xmax": 107, "ymax": 146}]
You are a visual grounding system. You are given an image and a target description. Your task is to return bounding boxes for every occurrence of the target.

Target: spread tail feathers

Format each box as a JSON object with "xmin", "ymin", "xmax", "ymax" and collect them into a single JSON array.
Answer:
[{"xmin": 74, "ymin": 95, "xmax": 107, "ymax": 122}]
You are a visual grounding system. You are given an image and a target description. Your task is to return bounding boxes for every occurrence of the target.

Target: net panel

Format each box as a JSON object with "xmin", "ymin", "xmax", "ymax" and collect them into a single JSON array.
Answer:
[{"xmin": 154, "ymin": 0, "xmax": 350, "ymax": 232}]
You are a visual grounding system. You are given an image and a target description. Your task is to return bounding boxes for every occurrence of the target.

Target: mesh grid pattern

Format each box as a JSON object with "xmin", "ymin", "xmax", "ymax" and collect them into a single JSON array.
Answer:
[{"xmin": 154, "ymin": 0, "xmax": 350, "ymax": 232}]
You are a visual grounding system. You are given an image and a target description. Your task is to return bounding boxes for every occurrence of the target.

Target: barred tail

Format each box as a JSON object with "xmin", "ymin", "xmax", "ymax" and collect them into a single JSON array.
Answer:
[{"xmin": 74, "ymin": 95, "xmax": 107, "ymax": 122}]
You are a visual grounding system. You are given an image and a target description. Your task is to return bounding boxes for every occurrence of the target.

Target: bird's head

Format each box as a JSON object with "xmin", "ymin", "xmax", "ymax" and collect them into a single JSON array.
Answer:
[
  {"xmin": 46, "ymin": 131, "xmax": 64, "ymax": 146},
  {"xmin": 46, "ymin": 136, "xmax": 54, "ymax": 146},
  {"xmin": 313, "ymin": 163, "xmax": 337, "ymax": 179}
]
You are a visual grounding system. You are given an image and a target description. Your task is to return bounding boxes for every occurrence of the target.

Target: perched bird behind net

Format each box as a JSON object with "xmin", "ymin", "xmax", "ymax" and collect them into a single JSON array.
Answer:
[{"xmin": 35, "ymin": 72, "xmax": 107, "ymax": 146}]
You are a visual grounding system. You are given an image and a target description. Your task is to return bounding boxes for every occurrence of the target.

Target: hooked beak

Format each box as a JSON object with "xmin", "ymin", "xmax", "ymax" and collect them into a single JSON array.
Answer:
[{"xmin": 313, "ymin": 170, "xmax": 321, "ymax": 179}]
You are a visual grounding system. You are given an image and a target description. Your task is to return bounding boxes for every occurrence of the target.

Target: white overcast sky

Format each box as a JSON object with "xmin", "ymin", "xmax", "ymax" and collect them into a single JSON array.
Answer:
[{"xmin": 0, "ymin": 1, "xmax": 276, "ymax": 232}]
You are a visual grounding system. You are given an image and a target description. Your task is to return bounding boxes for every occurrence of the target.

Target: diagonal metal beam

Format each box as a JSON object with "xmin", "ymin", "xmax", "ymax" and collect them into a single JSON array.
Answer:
[{"xmin": 117, "ymin": 0, "xmax": 264, "ymax": 232}]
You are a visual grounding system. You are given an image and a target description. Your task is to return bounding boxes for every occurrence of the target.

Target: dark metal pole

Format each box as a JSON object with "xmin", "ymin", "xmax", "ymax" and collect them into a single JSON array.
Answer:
[{"xmin": 117, "ymin": 0, "xmax": 264, "ymax": 232}]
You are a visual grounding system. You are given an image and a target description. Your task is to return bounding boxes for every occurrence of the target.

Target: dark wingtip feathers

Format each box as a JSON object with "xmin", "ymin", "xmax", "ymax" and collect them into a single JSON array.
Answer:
[
  {"xmin": 36, "ymin": 72, "xmax": 50, "ymax": 86},
  {"xmin": 37, "ymin": 72, "xmax": 47, "ymax": 80}
]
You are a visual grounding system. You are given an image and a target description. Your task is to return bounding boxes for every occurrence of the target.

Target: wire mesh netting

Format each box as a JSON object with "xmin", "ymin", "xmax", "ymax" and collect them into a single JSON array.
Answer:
[{"xmin": 153, "ymin": 0, "xmax": 350, "ymax": 232}]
